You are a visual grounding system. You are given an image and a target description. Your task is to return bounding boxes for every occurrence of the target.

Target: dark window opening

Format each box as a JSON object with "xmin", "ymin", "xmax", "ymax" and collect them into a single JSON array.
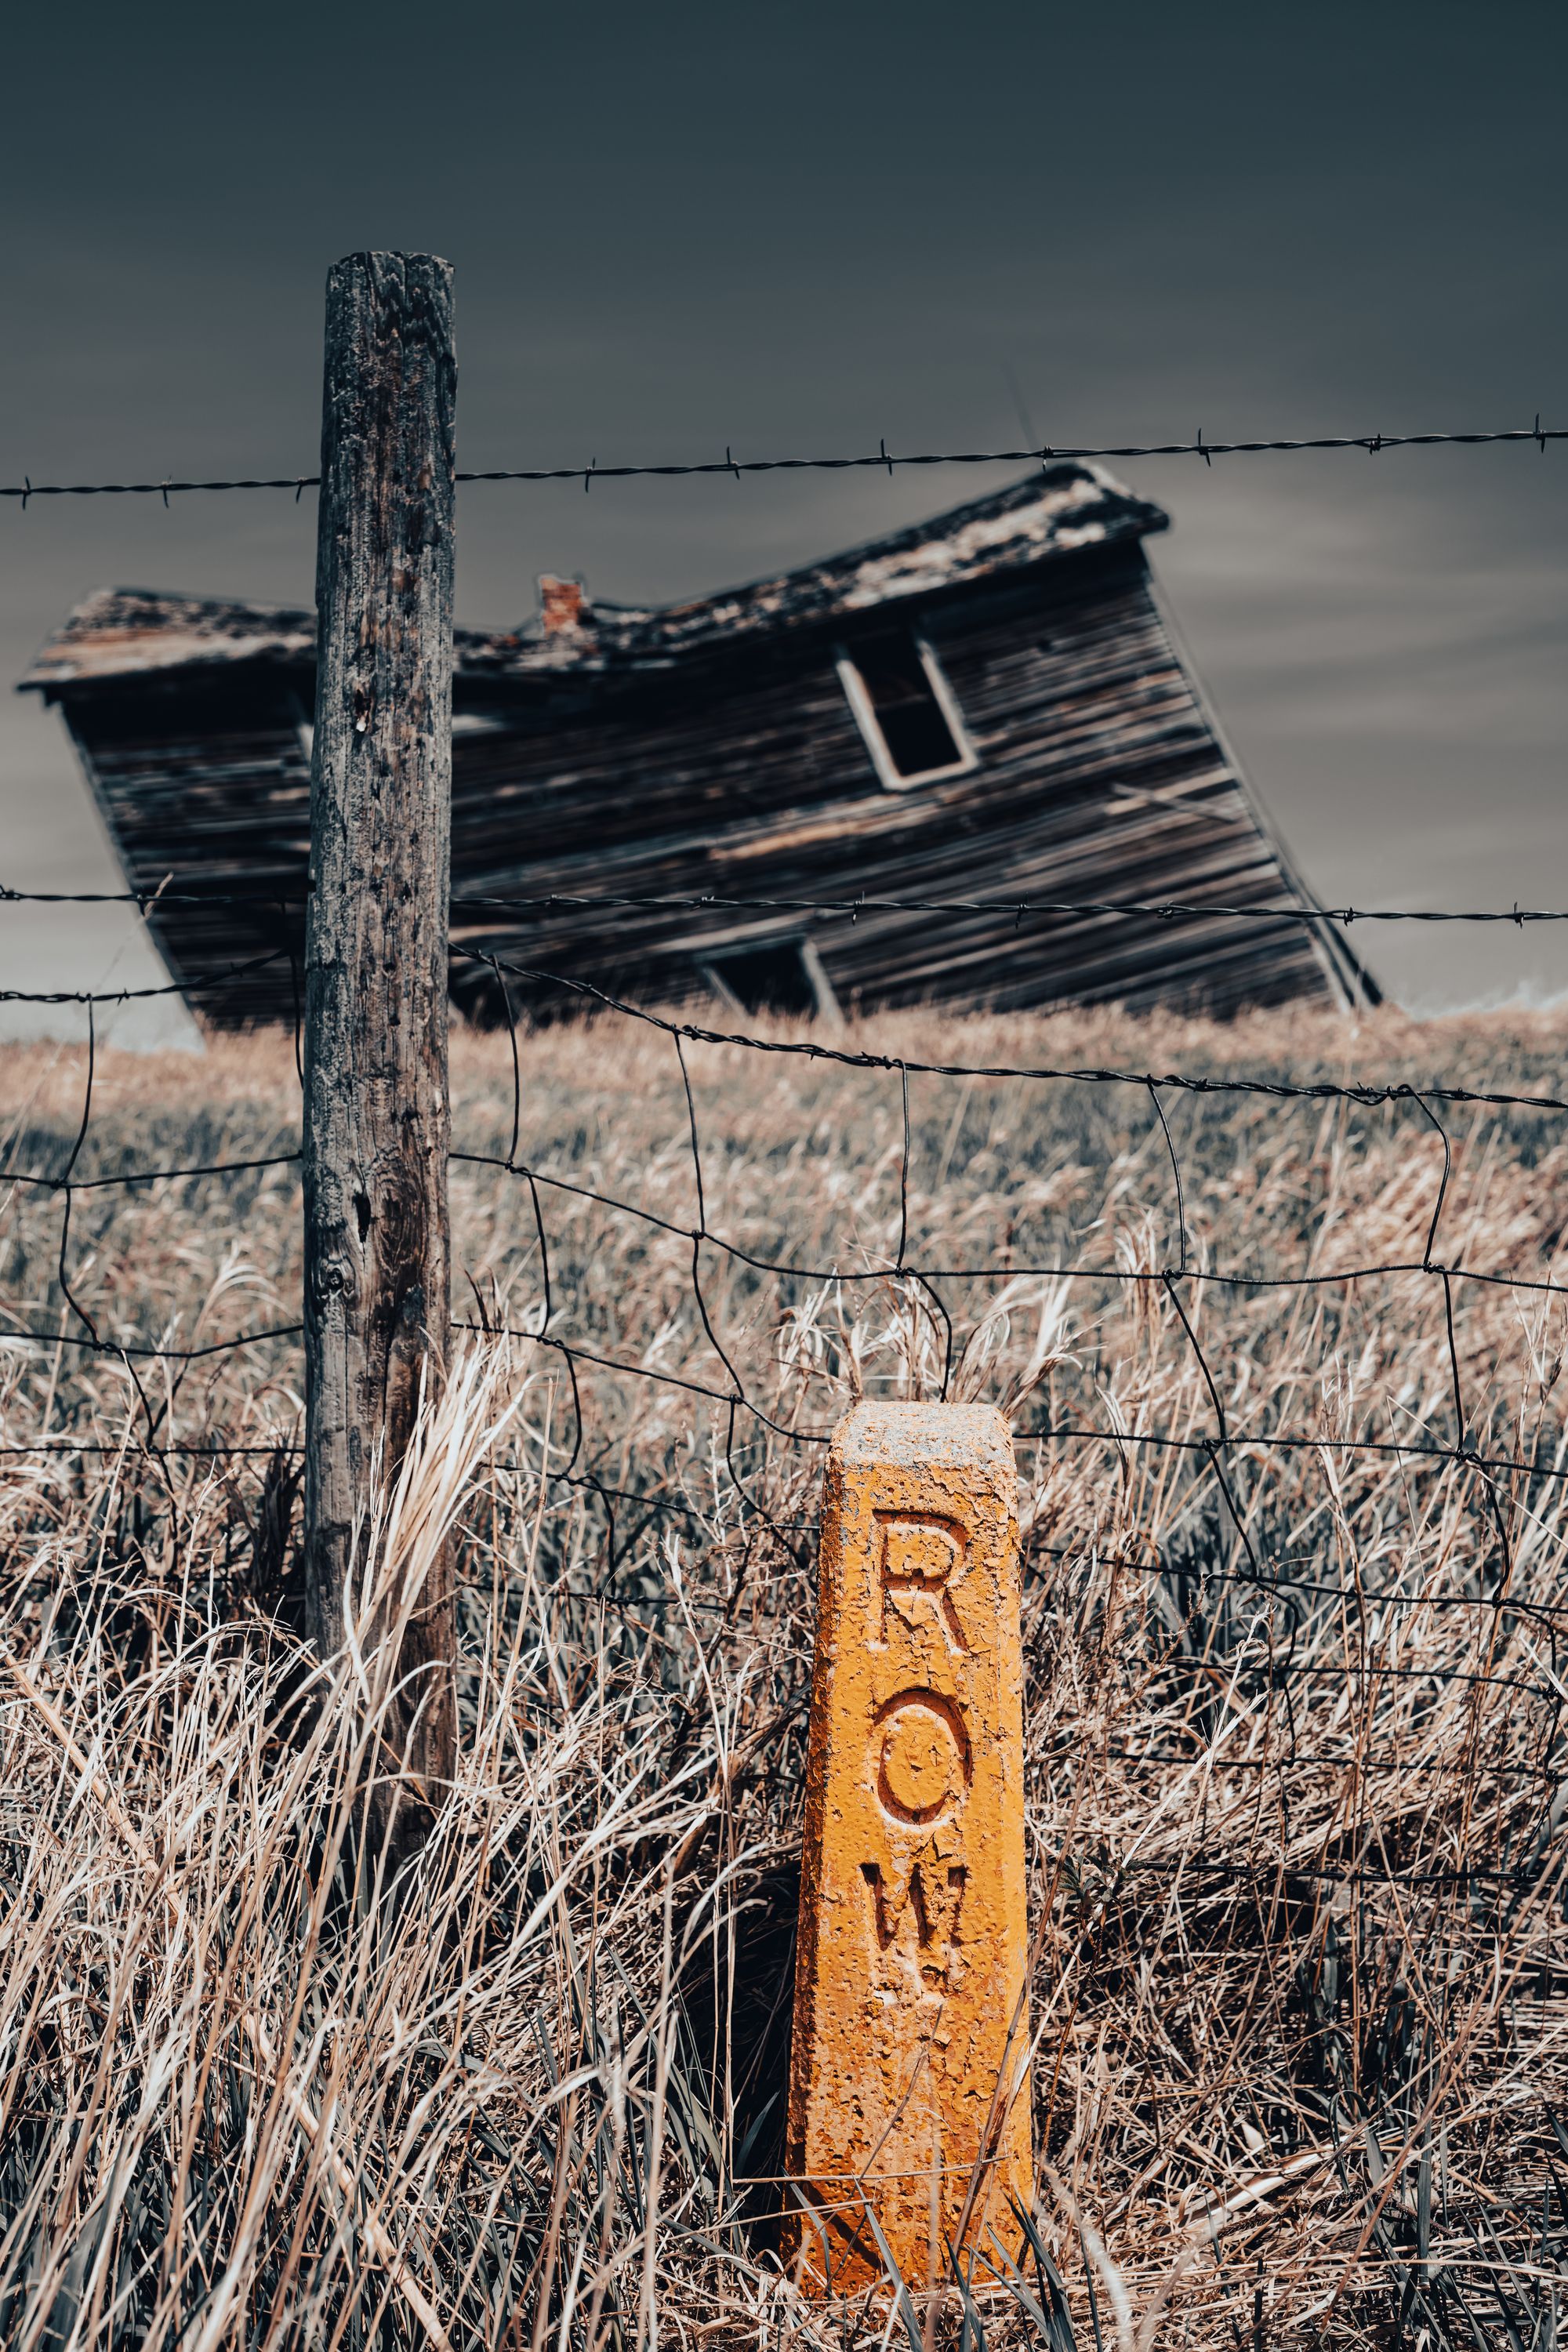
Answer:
[
  {"xmin": 699, "ymin": 936, "xmax": 840, "ymax": 1022},
  {"xmin": 839, "ymin": 629, "xmax": 971, "ymax": 786}
]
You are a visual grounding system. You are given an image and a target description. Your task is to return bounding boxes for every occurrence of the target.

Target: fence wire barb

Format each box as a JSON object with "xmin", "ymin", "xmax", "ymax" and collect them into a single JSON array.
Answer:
[
  {"xmin": 20, "ymin": 882, "xmax": 1568, "ymax": 927},
  {"xmin": 6, "ymin": 904, "xmax": 1568, "ymax": 1904},
  {"xmin": 458, "ymin": 952, "xmax": 1568, "ymax": 1117},
  {"xmin": 454, "ymin": 891, "xmax": 1568, "ymax": 929},
  {"xmin": 0, "ymin": 419, "xmax": 1561, "ymax": 500},
  {"xmin": 14, "ymin": 281, "xmax": 1568, "ymax": 2338}
]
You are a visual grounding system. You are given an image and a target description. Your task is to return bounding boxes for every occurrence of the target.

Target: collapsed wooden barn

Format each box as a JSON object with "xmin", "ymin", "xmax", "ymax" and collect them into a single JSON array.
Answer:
[{"xmin": 21, "ymin": 463, "xmax": 1372, "ymax": 1025}]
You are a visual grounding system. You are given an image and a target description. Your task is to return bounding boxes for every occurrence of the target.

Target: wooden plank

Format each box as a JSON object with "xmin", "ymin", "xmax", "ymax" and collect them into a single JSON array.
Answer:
[{"xmin": 302, "ymin": 252, "xmax": 457, "ymax": 1809}]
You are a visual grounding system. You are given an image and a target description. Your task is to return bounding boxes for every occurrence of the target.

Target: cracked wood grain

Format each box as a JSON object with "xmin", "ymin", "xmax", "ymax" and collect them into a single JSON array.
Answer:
[{"xmin": 303, "ymin": 252, "xmax": 456, "ymax": 1806}]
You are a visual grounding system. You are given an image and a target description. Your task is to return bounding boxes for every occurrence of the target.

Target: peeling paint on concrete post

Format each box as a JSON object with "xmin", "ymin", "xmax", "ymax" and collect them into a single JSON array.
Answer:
[{"xmin": 785, "ymin": 1402, "xmax": 1032, "ymax": 2293}]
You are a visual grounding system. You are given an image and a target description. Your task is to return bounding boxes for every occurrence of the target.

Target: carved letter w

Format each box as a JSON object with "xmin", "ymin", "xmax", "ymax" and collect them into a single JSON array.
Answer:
[{"xmin": 862, "ymin": 1858, "xmax": 967, "ymax": 1952}]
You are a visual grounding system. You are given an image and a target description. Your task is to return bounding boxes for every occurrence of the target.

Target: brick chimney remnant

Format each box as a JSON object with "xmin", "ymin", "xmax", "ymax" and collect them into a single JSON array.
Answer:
[{"xmin": 539, "ymin": 575, "xmax": 587, "ymax": 634}]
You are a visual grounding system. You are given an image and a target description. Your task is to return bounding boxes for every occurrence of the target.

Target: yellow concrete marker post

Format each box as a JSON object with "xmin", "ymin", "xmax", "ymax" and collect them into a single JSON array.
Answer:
[{"xmin": 784, "ymin": 1402, "xmax": 1031, "ymax": 2295}]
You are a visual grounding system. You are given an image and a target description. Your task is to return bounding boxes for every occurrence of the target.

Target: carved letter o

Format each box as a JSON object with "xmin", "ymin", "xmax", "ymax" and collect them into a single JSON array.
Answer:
[{"xmin": 872, "ymin": 1689, "xmax": 972, "ymax": 1827}]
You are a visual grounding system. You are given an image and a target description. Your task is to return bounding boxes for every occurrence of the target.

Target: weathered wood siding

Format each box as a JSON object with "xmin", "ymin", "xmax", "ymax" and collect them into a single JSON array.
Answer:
[
  {"xmin": 443, "ymin": 549, "xmax": 1347, "ymax": 1016},
  {"xmin": 33, "ymin": 510, "xmax": 1366, "ymax": 1023}
]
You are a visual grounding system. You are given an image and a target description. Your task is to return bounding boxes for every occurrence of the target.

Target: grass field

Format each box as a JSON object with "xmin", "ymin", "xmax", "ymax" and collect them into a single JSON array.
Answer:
[{"xmin": 4, "ymin": 998, "xmax": 1568, "ymax": 2351}]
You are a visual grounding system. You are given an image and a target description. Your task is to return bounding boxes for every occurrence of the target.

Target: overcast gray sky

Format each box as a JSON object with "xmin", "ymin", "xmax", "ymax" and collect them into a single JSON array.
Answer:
[{"xmin": 4, "ymin": 0, "xmax": 1564, "ymax": 1043}]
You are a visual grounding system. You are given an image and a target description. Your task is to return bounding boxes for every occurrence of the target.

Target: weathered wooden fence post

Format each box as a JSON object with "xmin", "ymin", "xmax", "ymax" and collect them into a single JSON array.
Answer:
[
  {"xmin": 303, "ymin": 251, "xmax": 457, "ymax": 1807},
  {"xmin": 786, "ymin": 1402, "xmax": 1032, "ymax": 2293}
]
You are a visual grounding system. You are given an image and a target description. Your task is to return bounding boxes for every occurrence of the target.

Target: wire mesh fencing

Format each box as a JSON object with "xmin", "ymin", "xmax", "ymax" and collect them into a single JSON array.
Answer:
[
  {"xmin": 5, "ymin": 392, "xmax": 1568, "ymax": 2342},
  {"xmin": 5, "ymin": 907, "xmax": 1568, "ymax": 2338},
  {"xmin": 8, "ymin": 929, "xmax": 1568, "ymax": 1824}
]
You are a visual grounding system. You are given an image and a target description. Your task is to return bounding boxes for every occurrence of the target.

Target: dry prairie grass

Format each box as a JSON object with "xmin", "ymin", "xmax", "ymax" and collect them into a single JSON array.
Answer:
[{"xmin": 4, "ymin": 998, "xmax": 1568, "ymax": 2350}]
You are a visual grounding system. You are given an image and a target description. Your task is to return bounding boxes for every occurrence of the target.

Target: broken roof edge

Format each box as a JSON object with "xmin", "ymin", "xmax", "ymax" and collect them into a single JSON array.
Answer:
[{"xmin": 20, "ymin": 461, "xmax": 1166, "ymax": 693}]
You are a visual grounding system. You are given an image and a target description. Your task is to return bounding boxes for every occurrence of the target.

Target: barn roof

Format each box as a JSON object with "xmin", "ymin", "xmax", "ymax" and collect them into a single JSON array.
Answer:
[{"xmin": 21, "ymin": 463, "xmax": 1166, "ymax": 694}]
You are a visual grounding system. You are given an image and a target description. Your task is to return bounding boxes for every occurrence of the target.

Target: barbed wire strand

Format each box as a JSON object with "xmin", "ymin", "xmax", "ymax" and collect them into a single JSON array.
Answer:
[
  {"xmin": 16, "ymin": 884, "xmax": 1568, "ymax": 927},
  {"xmin": 6, "ymin": 938, "xmax": 1568, "ymax": 1889},
  {"xmin": 0, "ymin": 419, "xmax": 1560, "ymax": 501}
]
